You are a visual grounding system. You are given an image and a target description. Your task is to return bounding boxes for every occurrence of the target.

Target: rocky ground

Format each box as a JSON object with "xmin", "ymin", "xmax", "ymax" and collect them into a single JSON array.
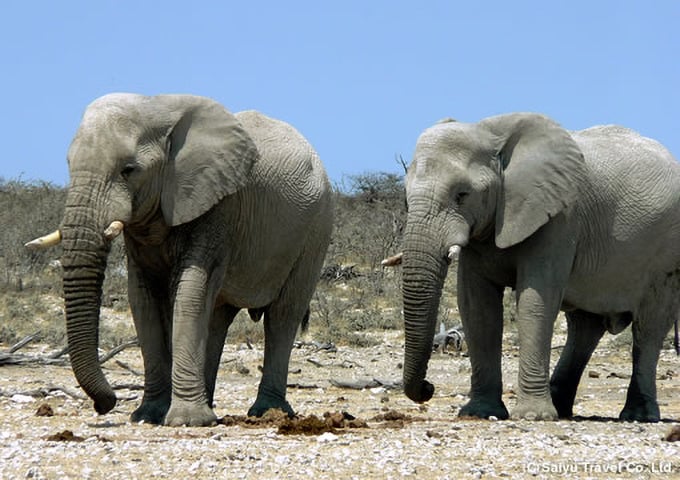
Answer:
[{"xmin": 1, "ymin": 320, "xmax": 680, "ymax": 479}]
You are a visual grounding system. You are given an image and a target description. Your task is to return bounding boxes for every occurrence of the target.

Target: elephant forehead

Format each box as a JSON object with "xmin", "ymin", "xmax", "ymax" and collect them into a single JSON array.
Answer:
[
  {"xmin": 410, "ymin": 155, "xmax": 469, "ymax": 184},
  {"xmin": 415, "ymin": 124, "xmax": 493, "ymax": 169},
  {"xmin": 417, "ymin": 122, "xmax": 488, "ymax": 151},
  {"xmin": 69, "ymin": 115, "xmax": 139, "ymax": 170}
]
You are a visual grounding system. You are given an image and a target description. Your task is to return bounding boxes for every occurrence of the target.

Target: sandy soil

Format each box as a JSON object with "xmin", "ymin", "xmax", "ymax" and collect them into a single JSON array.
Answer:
[{"xmin": 1, "ymin": 319, "xmax": 680, "ymax": 480}]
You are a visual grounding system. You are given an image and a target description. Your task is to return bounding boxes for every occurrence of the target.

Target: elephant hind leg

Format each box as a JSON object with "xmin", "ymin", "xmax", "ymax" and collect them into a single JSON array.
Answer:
[
  {"xmin": 550, "ymin": 310, "xmax": 606, "ymax": 418},
  {"xmin": 247, "ymin": 304, "xmax": 303, "ymax": 418},
  {"xmin": 247, "ymin": 240, "xmax": 328, "ymax": 418},
  {"xmin": 205, "ymin": 304, "xmax": 240, "ymax": 408},
  {"xmin": 620, "ymin": 275, "xmax": 679, "ymax": 422},
  {"xmin": 248, "ymin": 276, "xmax": 316, "ymax": 417}
]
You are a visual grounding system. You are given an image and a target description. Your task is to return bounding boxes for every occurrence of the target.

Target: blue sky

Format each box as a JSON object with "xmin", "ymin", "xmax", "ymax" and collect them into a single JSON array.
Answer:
[{"xmin": 1, "ymin": 1, "xmax": 678, "ymax": 187}]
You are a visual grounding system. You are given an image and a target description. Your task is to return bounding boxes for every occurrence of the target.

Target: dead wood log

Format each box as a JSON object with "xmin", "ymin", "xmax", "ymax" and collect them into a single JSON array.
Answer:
[
  {"xmin": 330, "ymin": 378, "xmax": 403, "ymax": 390},
  {"xmin": 115, "ymin": 360, "xmax": 142, "ymax": 376},
  {"xmin": 99, "ymin": 339, "xmax": 139, "ymax": 365},
  {"xmin": 112, "ymin": 383, "xmax": 144, "ymax": 391},
  {"xmin": 7, "ymin": 333, "xmax": 39, "ymax": 353},
  {"xmin": 0, "ymin": 353, "xmax": 69, "ymax": 366}
]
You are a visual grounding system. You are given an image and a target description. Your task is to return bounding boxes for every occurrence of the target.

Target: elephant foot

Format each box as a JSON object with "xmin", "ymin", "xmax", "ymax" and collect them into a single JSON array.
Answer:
[
  {"xmin": 131, "ymin": 398, "xmax": 170, "ymax": 425},
  {"xmin": 458, "ymin": 398, "xmax": 509, "ymax": 420},
  {"xmin": 552, "ymin": 403, "xmax": 574, "ymax": 419},
  {"xmin": 248, "ymin": 396, "xmax": 294, "ymax": 418},
  {"xmin": 550, "ymin": 385, "xmax": 576, "ymax": 419},
  {"xmin": 512, "ymin": 396, "xmax": 558, "ymax": 421},
  {"xmin": 164, "ymin": 400, "xmax": 218, "ymax": 427},
  {"xmin": 619, "ymin": 401, "xmax": 660, "ymax": 423}
]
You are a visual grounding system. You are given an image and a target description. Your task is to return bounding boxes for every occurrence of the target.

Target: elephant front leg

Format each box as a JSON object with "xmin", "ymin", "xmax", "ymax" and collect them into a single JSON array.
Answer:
[
  {"xmin": 457, "ymin": 262, "xmax": 508, "ymax": 420},
  {"xmin": 550, "ymin": 310, "xmax": 606, "ymax": 418},
  {"xmin": 127, "ymin": 259, "xmax": 172, "ymax": 425},
  {"xmin": 512, "ymin": 286, "xmax": 562, "ymax": 421},
  {"xmin": 165, "ymin": 265, "xmax": 220, "ymax": 427}
]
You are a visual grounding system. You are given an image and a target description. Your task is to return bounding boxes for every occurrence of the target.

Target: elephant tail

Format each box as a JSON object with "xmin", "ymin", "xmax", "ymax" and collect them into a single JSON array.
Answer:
[{"xmin": 301, "ymin": 308, "xmax": 310, "ymax": 333}]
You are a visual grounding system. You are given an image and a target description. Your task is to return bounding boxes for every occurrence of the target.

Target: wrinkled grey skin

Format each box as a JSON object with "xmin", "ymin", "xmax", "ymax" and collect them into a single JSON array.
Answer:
[
  {"xmin": 401, "ymin": 113, "xmax": 680, "ymax": 422},
  {"xmin": 57, "ymin": 93, "xmax": 332, "ymax": 426}
]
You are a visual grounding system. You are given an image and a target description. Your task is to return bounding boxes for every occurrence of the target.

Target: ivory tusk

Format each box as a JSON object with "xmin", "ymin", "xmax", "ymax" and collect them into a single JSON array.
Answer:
[
  {"xmin": 381, "ymin": 252, "xmax": 403, "ymax": 267},
  {"xmin": 447, "ymin": 245, "xmax": 461, "ymax": 260},
  {"xmin": 103, "ymin": 221, "xmax": 124, "ymax": 240},
  {"xmin": 25, "ymin": 230, "xmax": 62, "ymax": 250}
]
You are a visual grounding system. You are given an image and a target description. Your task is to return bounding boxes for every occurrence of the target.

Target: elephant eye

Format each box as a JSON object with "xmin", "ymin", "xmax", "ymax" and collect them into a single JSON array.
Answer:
[
  {"xmin": 455, "ymin": 191, "xmax": 469, "ymax": 205},
  {"xmin": 121, "ymin": 164, "xmax": 136, "ymax": 179}
]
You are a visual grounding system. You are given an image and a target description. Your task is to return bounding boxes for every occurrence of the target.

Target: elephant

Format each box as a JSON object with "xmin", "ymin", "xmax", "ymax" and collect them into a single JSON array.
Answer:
[
  {"xmin": 391, "ymin": 113, "xmax": 680, "ymax": 422},
  {"xmin": 26, "ymin": 93, "xmax": 333, "ymax": 426}
]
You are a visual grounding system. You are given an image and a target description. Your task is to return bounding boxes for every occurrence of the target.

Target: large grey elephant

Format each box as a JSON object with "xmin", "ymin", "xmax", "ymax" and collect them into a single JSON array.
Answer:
[
  {"xmin": 26, "ymin": 93, "xmax": 333, "ymax": 426},
  {"xmin": 391, "ymin": 113, "xmax": 680, "ymax": 422}
]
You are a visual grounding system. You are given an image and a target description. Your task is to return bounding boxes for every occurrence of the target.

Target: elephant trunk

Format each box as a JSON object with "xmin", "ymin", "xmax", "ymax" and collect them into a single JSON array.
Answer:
[
  {"xmin": 60, "ymin": 180, "xmax": 117, "ymax": 414},
  {"xmin": 401, "ymin": 228, "xmax": 449, "ymax": 403}
]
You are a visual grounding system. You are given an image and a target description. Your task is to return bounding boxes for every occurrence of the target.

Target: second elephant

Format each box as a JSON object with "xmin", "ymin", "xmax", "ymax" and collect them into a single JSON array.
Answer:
[{"xmin": 396, "ymin": 113, "xmax": 680, "ymax": 422}]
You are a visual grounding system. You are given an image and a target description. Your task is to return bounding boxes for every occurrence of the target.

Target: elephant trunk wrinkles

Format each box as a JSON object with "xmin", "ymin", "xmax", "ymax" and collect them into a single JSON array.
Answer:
[
  {"xmin": 60, "ymin": 182, "xmax": 117, "ymax": 414},
  {"xmin": 401, "ymin": 229, "xmax": 449, "ymax": 403}
]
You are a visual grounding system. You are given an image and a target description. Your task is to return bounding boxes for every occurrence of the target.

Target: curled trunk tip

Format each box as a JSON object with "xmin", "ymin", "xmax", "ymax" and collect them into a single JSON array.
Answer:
[
  {"xmin": 403, "ymin": 379, "xmax": 435, "ymax": 403},
  {"xmin": 93, "ymin": 392, "xmax": 117, "ymax": 414}
]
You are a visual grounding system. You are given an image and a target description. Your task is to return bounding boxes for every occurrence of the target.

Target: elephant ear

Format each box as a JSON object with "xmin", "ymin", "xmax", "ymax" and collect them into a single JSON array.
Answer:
[
  {"xmin": 481, "ymin": 113, "xmax": 586, "ymax": 249},
  {"xmin": 161, "ymin": 96, "xmax": 258, "ymax": 226}
]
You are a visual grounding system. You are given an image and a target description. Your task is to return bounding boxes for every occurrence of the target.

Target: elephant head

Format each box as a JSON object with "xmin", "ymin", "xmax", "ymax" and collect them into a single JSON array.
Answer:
[
  {"xmin": 401, "ymin": 113, "xmax": 585, "ymax": 403},
  {"xmin": 27, "ymin": 94, "xmax": 258, "ymax": 414}
]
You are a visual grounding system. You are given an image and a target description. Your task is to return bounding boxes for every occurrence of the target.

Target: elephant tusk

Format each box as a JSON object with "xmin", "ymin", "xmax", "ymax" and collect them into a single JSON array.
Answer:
[
  {"xmin": 381, "ymin": 252, "xmax": 403, "ymax": 267},
  {"xmin": 25, "ymin": 230, "xmax": 62, "ymax": 250},
  {"xmin": 447, "ymin": 245, "xmax": 461, "ymax": 261},
  {"xmin": 103, "ymin": 221, "xmax": 124, "ymax": 240}
]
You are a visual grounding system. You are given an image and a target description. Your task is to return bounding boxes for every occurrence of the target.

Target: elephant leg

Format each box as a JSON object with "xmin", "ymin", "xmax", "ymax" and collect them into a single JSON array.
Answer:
[
  {"xmin": 204, "ymin": 304, "xmax": 239, "ymax": 408},
  {"xmin": 512, "ymin": 284, "xmax": 563, "ymax": 420},
  {"xmin": 550, "ymin": 310, "xmax": 606, "ymax": 418},
  {"xmin": 620, "ymin": 279, "xmax": 678, "ymax": 422},
  {"xmin": 246, "ymin": 303, "xmax": 300, "ymax": 417},
  {"xmin": 247, "ymin": 244, "xmax": 326, "ymax": 418},
  {"xmin": 457, "ymin": 258, "xmax": 508, "ymax": 420},
  {"xmin": 511, "ymin": 227, "xmax": 575, "ymax": 421},
  {"xmin": 127, "ymin": 258, "xmax": 172, "ymax": 425},
  {"xmin": 165, "ymin": 264, "xmax": 223, "ymax": 427}
]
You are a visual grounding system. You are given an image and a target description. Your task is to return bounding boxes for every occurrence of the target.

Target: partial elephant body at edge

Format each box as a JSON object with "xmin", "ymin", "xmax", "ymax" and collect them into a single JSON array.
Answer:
[{"xmin": 399, "ymin": 112, "xmax": 680, "ymax": 423}]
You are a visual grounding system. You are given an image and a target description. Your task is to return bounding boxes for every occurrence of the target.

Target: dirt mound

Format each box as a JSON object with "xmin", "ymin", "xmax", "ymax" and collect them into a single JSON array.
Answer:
[{"xmin": 219, "ymin": 409, "xmax": 369, "ymax": 435}]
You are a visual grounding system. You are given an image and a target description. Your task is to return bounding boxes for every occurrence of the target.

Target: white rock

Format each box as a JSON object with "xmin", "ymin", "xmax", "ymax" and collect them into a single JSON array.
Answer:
[
  {"xmin": 10, "ymin": 394, "xmax": 34, "ymax": 404},
  {"xmin": 317, "ymin": 432, "xmax": 338, "ymax": 443}
]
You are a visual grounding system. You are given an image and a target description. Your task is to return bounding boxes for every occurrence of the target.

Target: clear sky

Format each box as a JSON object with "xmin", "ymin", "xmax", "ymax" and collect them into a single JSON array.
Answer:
[{"xmin": 2, "ymin": 1, "xmax": 678, "ymax": 187}]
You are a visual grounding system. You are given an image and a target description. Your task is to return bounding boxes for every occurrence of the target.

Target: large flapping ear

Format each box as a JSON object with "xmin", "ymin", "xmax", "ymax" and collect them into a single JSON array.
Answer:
[
  {"xmin": 160, "ymin": 96, "xmax": 258, "ymax": 226},
  {"xmin": 480, "ymin": 113, "xmax": 586, "ymax": 249}
]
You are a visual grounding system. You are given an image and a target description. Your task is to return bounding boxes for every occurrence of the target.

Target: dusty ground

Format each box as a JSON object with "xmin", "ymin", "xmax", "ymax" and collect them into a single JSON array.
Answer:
[{"xmin": 1, "ymin": 318, "xmax": 680, "ymax": 479}]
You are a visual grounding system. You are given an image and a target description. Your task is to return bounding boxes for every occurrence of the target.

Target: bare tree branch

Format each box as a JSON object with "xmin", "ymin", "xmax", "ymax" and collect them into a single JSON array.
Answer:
[{"xmin": 396, "ymin": 154, "xmax": 408, "ymax": 174}]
